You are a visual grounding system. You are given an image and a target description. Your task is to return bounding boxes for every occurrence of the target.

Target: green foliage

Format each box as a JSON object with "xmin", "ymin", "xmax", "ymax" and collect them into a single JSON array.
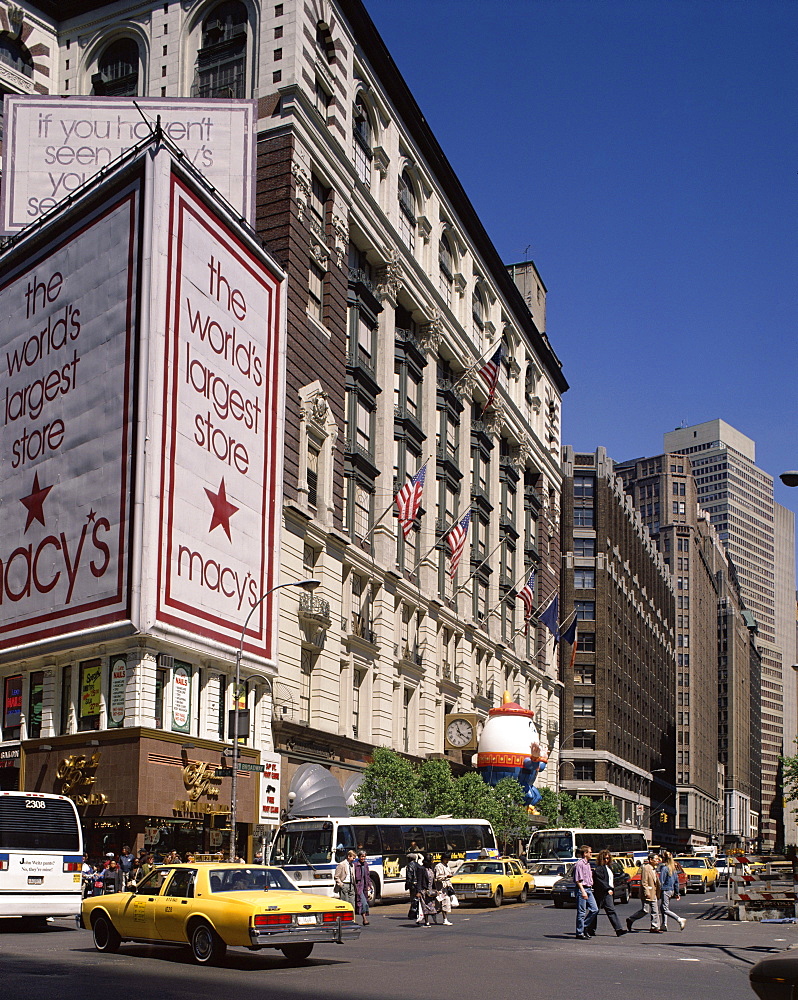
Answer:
[
  {"xmin": 351, "ymin": 749, "xmax": 533, "ymax": 851},
  {"xmin": 351, "ymin": 747, "xmax": 422, "ymax": 817},
  {"xmin": 533, "ymin": 791, "xmax": 620, "ymax": 830},
  {"xmin": 535, "ymin": 787, "xmax": 561, "ymax": 827},
  {"xmin": 488, "ymin": 778, "xmax": 531, "ymax": 853},
  {"xmin": 417, "ymin": 758, "xmax": 460, "ymax": 817},
  {"xmin": 781, "ymin": 747, "xmax": 798, "ymax": 811}
]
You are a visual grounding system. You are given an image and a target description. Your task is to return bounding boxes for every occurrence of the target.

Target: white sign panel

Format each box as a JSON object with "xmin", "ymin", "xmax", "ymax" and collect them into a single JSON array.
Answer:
[
  {"xmin": 109, "ymin": 657, "xmax": 127, "ymax": 726},
  {"xmin": 171, "ymin": 664, "xmax": 191, "ymax": 732},
  {"xmin": 157, "ymin": 174, "xmax": 284, "ymax": 658},
  {"xmin": 0, "ymin": 186, "xmax": 138, "ymax": 649},
  {"xmin": 259, "ymin": 752, "xmax": 282, "ymax": 824},
  {"xmin": 1, "ymin": 97, "xmax": 256, "ymax": 233}
]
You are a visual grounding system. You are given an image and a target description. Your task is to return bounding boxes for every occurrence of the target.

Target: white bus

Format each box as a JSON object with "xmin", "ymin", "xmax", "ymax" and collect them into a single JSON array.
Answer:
[
  {"xmin": 269, "ymin": 817, "xmax": 498, "ymax": 901},
  {"xmin": 0, "ymin": 792, "xmax": 84, "ymax": 922},
  {"xmin": 526, "ymin": 827, "xmax": 648, "ymax": 863}
]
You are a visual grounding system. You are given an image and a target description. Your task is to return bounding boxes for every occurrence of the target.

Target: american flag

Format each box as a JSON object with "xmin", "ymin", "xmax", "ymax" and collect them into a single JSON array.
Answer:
[
  {"xmin": 516, "ymin": 570, "xmax": 536, "ymax": 621},
  {"xmin": 478, "ymin": 344, "xmax": 504, "ymax": 411},
  {"xmin": 395, "ymin": 463, "xmax": 427, "ymax": 539},
  {"xmin": 446, "ymin": 510, "xmax": 472, "ymax": 579}
]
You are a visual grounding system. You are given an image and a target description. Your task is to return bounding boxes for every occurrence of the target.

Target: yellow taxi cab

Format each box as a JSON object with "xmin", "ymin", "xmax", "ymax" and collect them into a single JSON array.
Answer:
[
  {"xmin": 674, "ymin": 856, "xmax": 718, "ymax": 893},
  {"xmin": 80, "ymin": 863, "xmax": 359, "ymax": 964},
  {"xmin": 449, "ymin": 856, "xmax": 533, "ymax": 907}
]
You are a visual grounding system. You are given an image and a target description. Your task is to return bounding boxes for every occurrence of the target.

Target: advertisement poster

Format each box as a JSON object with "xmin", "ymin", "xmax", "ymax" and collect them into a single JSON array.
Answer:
[
  {"xmin": 0, "ymin": 186, "xmax": 138, "ymax": 650},
  {"xmin": 1, "ymin": 97, "xmax": 256, "ymax": 232},
  {"xmin": 258, "ymin": 751, "xmax": 282, "ymax": 824},
  {"xmin": 3, "ymin": 675, "xmax": 22, "ymax": 730},
  {"xmin": 79, "ymin": 658, "xmax": 102, "ymax": 719},
  {"xmin": 108, "ymin": 657, "xmax": 127, "ymax": 727},
  {"xmin": 157, "ymin": 175, "xmax": 284, "ymax": 659},
  {"xmin": 171, "ymin": 663, "xmax": 191, "ymax": 732}
]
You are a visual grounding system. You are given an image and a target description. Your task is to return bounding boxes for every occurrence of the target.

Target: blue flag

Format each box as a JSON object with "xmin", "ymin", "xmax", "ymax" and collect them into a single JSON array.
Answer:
[
  {"xmin": 539, "ymin": 595, "xmax": 559, "ymax": 639},
  {"xmin": 559, "ymin": 616, "xmax": 577, "ymax": 646}
]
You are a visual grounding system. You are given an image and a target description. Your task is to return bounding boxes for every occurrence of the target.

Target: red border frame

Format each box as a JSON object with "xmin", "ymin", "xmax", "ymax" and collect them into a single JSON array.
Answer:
[
  {"xmin": 0, "ymin": 190, "xmax": 138, "ymax": 648},
  {"xmin": 156, "ymin": 175, "xmax": 282, "ymax": 658}
]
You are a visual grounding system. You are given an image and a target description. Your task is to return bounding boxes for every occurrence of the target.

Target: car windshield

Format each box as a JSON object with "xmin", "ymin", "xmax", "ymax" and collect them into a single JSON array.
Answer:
[
  {"xmin": 208, "ymin": 868, "xmax": 298, "ymax": 892},
  {"xmin": 457, "ymin": 862, "xmax": 503, "ymax": 876},
  {"xmin": 676, "ymin": 858, "xmax": 701, "ymax": 867},
  {"xmin": 531, "ymin": 863, "xmax": 566, "ymax": 876}
]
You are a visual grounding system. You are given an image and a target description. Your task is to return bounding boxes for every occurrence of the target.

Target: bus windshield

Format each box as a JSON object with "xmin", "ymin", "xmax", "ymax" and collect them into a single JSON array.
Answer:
[
  {"xmin": 0, "ymin": 795, "xmax": 82, "ymax": 852},
  {"xmin": 270, "ymin": 821, "xmax": 335, "ymax": 865},
  {"xmin": 527, "ymin": 832, "xmax": 575, "ymax": 860},
  {"xmin": 527, "ymin": 828, "xmax": 648, "ymax": 860}
]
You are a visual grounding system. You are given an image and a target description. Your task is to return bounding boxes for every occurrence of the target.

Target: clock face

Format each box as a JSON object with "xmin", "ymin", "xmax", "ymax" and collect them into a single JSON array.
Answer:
[{"xmin": 446, "ymin": 718, "xmax": 474, "ymax": 748}]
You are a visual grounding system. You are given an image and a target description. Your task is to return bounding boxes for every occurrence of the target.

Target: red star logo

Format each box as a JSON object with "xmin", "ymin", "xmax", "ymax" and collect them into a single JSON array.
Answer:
[
  {"xmin": 204, "ymin": 478, "xmax": 239, "ymax": 541},
  {"xmin": 20, "ymin": 472, "xmax": 54, "ymax": 532}
]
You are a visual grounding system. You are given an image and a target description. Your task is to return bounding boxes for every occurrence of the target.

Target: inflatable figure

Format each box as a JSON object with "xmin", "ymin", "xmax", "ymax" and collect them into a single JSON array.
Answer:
[{"xmin": 475, "ymin": 692, "xmax": 548, "ymax": 806}]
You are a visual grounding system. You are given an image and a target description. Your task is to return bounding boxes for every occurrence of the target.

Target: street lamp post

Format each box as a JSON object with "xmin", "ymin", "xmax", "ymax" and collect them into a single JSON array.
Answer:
[{"xmin": 228, "ymin": 577, "xmax": 320, "ymax": 862}]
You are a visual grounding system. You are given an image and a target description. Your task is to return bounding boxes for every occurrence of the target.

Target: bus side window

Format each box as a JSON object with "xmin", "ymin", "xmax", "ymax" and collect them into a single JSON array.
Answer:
[
  {"xmin": 445, "ymin": 826, "xmax": 466, "ymax": 856},
  {"xmin": 463, "ymin": 824, "xmax": 485, "ymax": 853},
  {"xmin": 354, "ymin": 825, "xmax": 381, "ymax": 855},
  {"xmin": 334, "ymin": 826, "xmax": 356, "ymax": 862},
  {"xmin": 379, "ymin": 825, "xmax": 403, "ymax": 856}
]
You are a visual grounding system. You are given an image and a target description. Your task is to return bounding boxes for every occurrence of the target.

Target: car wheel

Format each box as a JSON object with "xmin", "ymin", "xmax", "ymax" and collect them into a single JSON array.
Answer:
[
  {"xmin": 367, "ymin": 873, "xmax": 380, "ymax": 904},
  {"xmin": 518, "ymin": 884, "xmax": 529, "ymax": 904},
  {"xmin": 710, "ymin": 880, "xmax": 717, "ymax": 892},
  {"xmin": 190, "ymin": 921, "xmax": 227, "ymax": 965},
  {"xmin": 700, "ymin": 879, "xmax": 707, "ymax": 894},
  {"xmin": 280, "ymin": 943, "xmax": 314, "ymax": 963},
  {"xmin": 618, "ymin": 887, "xmax": 630, "ymax": 905},
  {"xmin": 491, "ymin": 886, "xmax": 503, "ymax": 908},
  {"xmin": 92, "ymin": 914, "xmax": 121, "ymax": 954}
]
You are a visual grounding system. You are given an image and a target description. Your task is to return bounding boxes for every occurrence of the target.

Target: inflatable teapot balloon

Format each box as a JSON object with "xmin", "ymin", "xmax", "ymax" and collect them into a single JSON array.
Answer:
[{"xmin": 475, "ymin": 692, "xmax": 548, "ymax": 806}]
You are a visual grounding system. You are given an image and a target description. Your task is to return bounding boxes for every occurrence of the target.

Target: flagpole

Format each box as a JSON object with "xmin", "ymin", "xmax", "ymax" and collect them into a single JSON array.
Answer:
[
  {"xmin": 407, "ymin": 505, "xmax": 471, "ymax": 577},
  {"xmin": 449, "ymin": 338, "xmax": 502, "ymax": 395},
  {"xmin": 452, "ymin": 538, "xmax": 504, "ymax": 596},
  {"xmin": 363, "ymin": 453, "xmax": 431, "ymax": 545},
  {"xmin": 481, "ymin": 563, "xmax": 541, "ymax": 624}
]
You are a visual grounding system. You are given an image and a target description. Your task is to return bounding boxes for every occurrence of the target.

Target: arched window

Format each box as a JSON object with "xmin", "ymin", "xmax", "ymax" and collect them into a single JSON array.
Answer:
[
  {"xmin": 352, "ymin": 94, "xmax": 373, "ymax": 187},
  {"xmin": 438, "ymin": 233, "xmax": 453, "ymax": 308},
  {"xmin": 92, "ymin": 38, "xmax": 139, "ymax": 96},
  {"xmin": 0, "ymin": 33, "xmax": 33, "ymax": 78},
  {"xmin": 398, "ymin": 169, "xmax": 416, "ymax": 253},
  {"xmin": 195, "ymin": 1, "xmax": 248, "ymax": 99},
  {"xmin": 472, "ymin": 286, "xmax": 485, "ymax": 336}
]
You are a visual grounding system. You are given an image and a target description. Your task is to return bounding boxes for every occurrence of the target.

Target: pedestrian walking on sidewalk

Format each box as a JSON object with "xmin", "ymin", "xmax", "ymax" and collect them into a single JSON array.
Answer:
[
  {"xmin": 626, "ymin": 856, "xmax": 662, "ymax": 933},
  {"xmin": 406, "ymin": 852, "xmax": 423, "ymax": 921},
  {"xmin": 593, "ymin": 850, "xmax": 628, "ymax": 936},
  {"xmin": 574, "ymin": 844, "xmax": 599, "ymax": 939},
  {"xmin": 416, "ymin": 854, "xmax": 439, "ymax": 926},
  {"xmin": 353, "ymin": 850, "xmax": 371, "ymax": 925},
  {"xmin": 334, "ymin": 850, "xmax": 357, "ymax": 909},
  {"xmin": 434, "ymin": 852, "xmax": 455, "ymax": 926}
]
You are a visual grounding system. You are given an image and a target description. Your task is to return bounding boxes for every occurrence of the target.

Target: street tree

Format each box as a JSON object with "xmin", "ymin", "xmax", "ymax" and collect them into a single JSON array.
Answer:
[{"xmin": 351, "ymin": 747, "xmax": 423, "ymax": 816}]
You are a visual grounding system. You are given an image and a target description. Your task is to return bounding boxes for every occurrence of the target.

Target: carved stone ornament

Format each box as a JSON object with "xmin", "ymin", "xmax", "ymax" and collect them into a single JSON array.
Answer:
[
  {"xmin": 511, "ymin": 435, "xmax": 534, "ymax": 470},
  {"xmin": 459, "ymin": 369, "xmax": 478, "ymax": 399},
  {"xmin": 418, "ymin": 312, "xmax": 444, "ymax": 355},
  {"xmin": 376, "ymin": 248, "xmax": 402, "ymax": 300},
  {"xmin": 304, "ymin": 389, "xmax": 329, "ymax": 427},
  {"xmin": 8, "ymin": 5, "xmax": 24, "ymax": 32},
  {"xmin": 292, "ymin": 162, "xmax": 311, "ymax": 222},
  {"xmin": 483, "ymin": 400, "xmax": 505, "ymax": 435},
  {"xmin": 309, "ymin": 236, "xmax": 330, "ymax": 265},
  {"xmin": 331, "ymin": 214, "xmax": 348, "ymax": 267}
]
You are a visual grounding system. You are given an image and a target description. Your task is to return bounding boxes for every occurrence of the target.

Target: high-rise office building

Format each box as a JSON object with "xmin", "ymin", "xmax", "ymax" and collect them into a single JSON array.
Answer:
[{"xmin": 664, "ymin": 420, "xmax": 795, "ymax": 849}]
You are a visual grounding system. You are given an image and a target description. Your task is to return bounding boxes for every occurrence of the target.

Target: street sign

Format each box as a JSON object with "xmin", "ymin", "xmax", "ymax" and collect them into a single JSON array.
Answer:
[
  {"xmin": 236, "ymin": 763, "xmax": 265, "ymax": 772},
  {"xmin": 636, "ymin": 804, "xmax": 645, "ymax": 815},
  {"xmin": 214, "ymin": 764, "xmax": 264, "ymax": 775},
  {"xmin": 215, "ymin": 768, "xmax": 233, "ymax": 776}
]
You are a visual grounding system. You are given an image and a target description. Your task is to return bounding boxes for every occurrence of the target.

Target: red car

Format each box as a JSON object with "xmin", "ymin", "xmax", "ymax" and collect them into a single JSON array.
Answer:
[{"xmin": 628, "ymin": 861, "xmax": 687, "ymax": 895}]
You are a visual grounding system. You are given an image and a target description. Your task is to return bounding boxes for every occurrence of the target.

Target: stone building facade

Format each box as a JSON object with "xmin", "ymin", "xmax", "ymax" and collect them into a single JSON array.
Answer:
[{"xmin": 0, "ymin": 0, "xmax": 568, "ymax": 851}]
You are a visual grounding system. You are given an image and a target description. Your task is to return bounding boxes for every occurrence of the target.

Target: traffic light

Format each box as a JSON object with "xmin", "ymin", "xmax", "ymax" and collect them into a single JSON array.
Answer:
[{"xmin": 659, "ymin": 812, "xmax": 668, "ymax": 823}]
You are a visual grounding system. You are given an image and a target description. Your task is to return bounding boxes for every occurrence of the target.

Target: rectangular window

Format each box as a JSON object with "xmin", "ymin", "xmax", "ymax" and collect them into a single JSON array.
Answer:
[
  {"xmin": 300, "ymin": 650, "xmax": 314, "ymax": 724},
  {"xmin": 308, "ymin": 260, "xmax": 324, "ymax": 321},
  {"xmin": 78, "ymin": 658, "xmax": 102, "ymax": 732},
  {"xmin": 573, "ymin": 537, "xmax": 595, "ymax": 558},
  {"xmin": 217, "ymin": 675, "xmax": 227, "ymax": 739},
  {"xmin": 353, "ymin": 483, "xmax": 372, "ymax": 539},
  {"xmin": 574, "ymin": 568, "xmax": 595, "ymax": 589},
  {"xmin": 307, "ymin": 443, "xmax": 319, "ymax": 508},
  {"xmin": 573, "ymin": 476, "xmax": 595, "ymax": 499},
  {"xmin": 575, "ymin": 601, "xmax": 595, "ymax": 621},
  {"xmin": 60, "ymin": 665, "xmax": 72, "ymax": 735},
  {"xmin": 574, "ymin": 761, "xmax": 595, "ymax": 781},
  {"xmin": 574, "ymin": 664, "xmax": 595, "ymax": 684},
  {"xmin": 154, "ymin": 667, "xmax": 167, "ymax": 730},
  {"xmin": 573, "ymin": 508, "xmax": 594, "ymax": 527},
  {"xmin": 28, "ymin": 671, "xmax": 44, "ymax": 739},
  {"xmin": 573, "ymin": 696, "xmax": 595, "ymax": 716},
  {"xmin": 3, "ymin": 674, "xmax": 22, "ymax": 738},
  {"xmin": 579, "ymin": 632, "xmax": 596, "ymax": 652}
]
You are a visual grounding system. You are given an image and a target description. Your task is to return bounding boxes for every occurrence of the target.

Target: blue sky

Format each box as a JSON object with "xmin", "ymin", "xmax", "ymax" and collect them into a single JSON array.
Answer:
[{"xmin": 364, "ymin": 0, "xmax": 798, "ymax": 515}]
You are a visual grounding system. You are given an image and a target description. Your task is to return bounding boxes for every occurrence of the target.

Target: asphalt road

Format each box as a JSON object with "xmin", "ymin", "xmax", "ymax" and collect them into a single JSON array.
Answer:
[{"xmin": 0, "ymin": 893, "xmax": 791, "ymax": 1000}]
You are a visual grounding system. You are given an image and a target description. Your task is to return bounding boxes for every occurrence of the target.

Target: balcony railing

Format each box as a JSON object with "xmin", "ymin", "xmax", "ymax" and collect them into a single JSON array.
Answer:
[
  {"xmin": 298, "ymin": 593, "xmax": 331, "ymax": 626},
  {"xmin": 348, "ymin": 613, "xmax": 376, "ymax": 643}
]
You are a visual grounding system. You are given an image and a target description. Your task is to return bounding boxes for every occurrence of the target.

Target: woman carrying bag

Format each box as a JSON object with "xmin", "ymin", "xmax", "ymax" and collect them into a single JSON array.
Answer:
[{"xmin": 433, "ymin": 852, "xmax": 455, "ymax": 927}]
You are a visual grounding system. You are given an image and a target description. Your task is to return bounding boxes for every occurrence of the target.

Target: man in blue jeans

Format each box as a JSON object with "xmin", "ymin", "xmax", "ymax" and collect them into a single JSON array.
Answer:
[{"xmin": 574, "ymin": 844, "xmax": 599, "ymax": 940}]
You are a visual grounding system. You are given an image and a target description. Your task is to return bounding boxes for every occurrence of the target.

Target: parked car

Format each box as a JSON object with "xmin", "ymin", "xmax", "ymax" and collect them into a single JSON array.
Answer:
[
  {"xmin": 449, "ymin": 857, "xmax": 532, "ymax": 907},
  {"xmin": 551, "ymin": 861, "xmax": 630, "ymax": 908},
  {"xmin": 80, "ymin": 863, "xmax": 359, "ymax": 964},
  {"xmin": 674, "ymin": 856, "xmax": 718, "ymax": 893},
  {"xmin": 527, "ymin": 861, "xmax": 569, "ymax": 897}
]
